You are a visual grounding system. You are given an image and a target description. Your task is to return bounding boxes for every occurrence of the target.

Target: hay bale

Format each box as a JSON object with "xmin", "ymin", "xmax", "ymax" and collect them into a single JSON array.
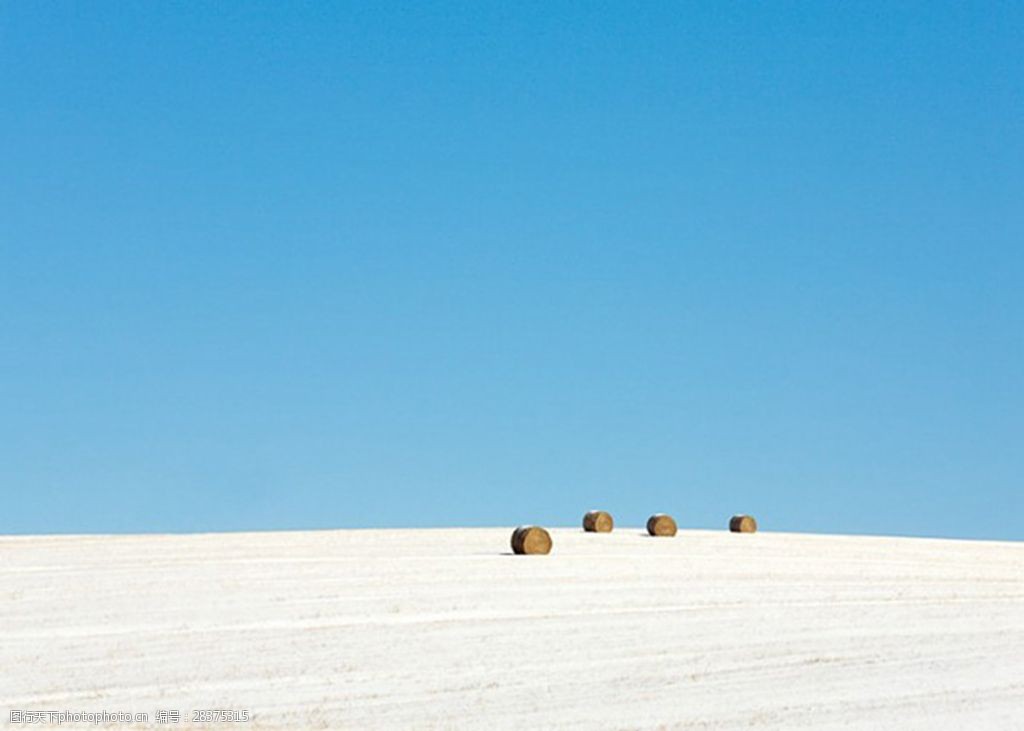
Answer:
[
  {"xmin": 729, "ymin": 514, "xmax": 758, "ymax": 533},
  {"xmin": 511, "ymin": 525, "xmax": 552, "ymax": 555},
  {"xmin": 646, "ymin": 513, "xmax": 677, "ymax": 537},
  {"xmin": 582, "ymin": 510, "xmax": 614, "ymax": 533}
]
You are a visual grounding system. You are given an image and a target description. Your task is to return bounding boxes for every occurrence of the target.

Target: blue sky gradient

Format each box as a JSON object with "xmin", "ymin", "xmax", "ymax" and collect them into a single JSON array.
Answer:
[{"xmin": 2, "ymin": 3, "xmax": 1022, "ymax": 538}]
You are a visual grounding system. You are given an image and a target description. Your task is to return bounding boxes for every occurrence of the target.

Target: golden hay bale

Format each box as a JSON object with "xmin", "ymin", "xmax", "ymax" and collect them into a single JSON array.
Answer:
[
  {"xmin": 511, "ymin": 525, "xmax": 552, "ymax": 555},
  {"xmin": 582, "ymin": 510, "xmax": 614, "ymax": 533},
  {"xmin": 646, "ymin": 513, "xmax": 677, "ymax": 537},
  {"xmin": 729, "ymin": 514, "xmax": 758, "ymax": 533}
]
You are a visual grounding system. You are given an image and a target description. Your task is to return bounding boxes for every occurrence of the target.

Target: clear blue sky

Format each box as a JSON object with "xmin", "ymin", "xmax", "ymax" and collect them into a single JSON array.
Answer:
[{"xmin": 2, "ymin": 3, "xmax": 1021, "ymax": 539}]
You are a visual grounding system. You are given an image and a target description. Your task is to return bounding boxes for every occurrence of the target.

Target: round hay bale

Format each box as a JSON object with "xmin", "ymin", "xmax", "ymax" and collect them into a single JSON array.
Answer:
[
  {"xmin": 582, "ymin": 510, "xmax": 614, "ymax": 533},
  {"xmin": 729, "ymin": 514, "xmax": 758, "ymax": 533},
  {"xmin": 510, "ymin": 525, "xmax": 552, "ymax": 555},
  {"xmin": 646, "ymin": 513, "xmax": 677, "ymax": 537}
]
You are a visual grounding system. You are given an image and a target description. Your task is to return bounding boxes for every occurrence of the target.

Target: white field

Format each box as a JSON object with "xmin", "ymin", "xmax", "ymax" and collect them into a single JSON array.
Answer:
[{"xmin": 2, "ymin": 527, "xmax": 1023, "ymax": 730}]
